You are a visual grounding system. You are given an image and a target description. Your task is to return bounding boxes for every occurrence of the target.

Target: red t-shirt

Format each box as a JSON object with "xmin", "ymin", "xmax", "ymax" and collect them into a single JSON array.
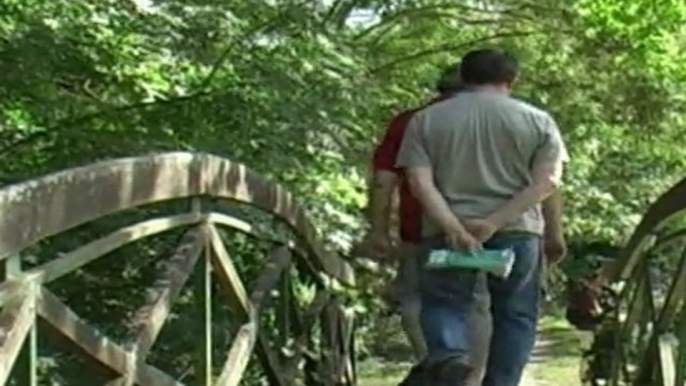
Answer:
[{"xmin": 372, "ymin": 98, "xmax": 445, "ymax": 244}]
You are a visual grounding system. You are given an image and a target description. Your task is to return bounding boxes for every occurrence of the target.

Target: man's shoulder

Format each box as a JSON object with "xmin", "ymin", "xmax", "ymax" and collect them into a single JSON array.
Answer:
[
  {"xmin": 385, "ymin": 109, "xmax": 418, "ymax": 137},
  {"xmin": 391, "ymin": 108, "xmax": 418, "ymax": 123},
  {"xmin": 503, "ymin": 96, "xmax": 554, "ymax": 121},
  {"xmin": 387, "ymin": 96, "xmax": 456, "ymax": 133}
]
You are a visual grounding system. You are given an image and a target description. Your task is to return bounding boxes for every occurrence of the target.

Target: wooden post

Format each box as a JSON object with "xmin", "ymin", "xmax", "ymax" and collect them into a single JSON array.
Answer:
[
  {"xmin": 3, "ymin": 256, "xmax": 37, "ymax": 386},
  {"xmin": 277, "ymin": 271, "xmax": 291, "ymax": 349},
  {"xmin": 193, "ymin": 199, "xmax": 212, "ymax": 385},
  {"xmin": 674, "ymin": 307, "xmax": 686, "ymax": 386},
  {"xmin": 192, "ymin": 248, "xmax": 213, "ymax": 385}
]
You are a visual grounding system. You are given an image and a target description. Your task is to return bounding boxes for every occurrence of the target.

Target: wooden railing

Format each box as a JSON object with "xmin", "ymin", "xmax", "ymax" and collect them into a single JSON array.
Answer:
[
  {"xmin": 586, "ymin": 176, "xmax": 686, "ymax": 386},
  {"xmin": 0, "ymin": 152, "xmax": 356, "ymax": 386}
]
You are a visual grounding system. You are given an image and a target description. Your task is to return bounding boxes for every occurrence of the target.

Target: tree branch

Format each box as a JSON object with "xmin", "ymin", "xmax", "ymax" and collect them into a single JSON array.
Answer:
[
  {"xmin": 0, "ymin": 1, "xmax": 318, "ymax": 157},
  {"xmin": 367, "ymin": 31, "xmax": 539, "ymax": 75},
  {"xmin": 354, "ymin": 3, "xmax": 535, "ymax": 41},
  {"xmin": 0, "ymin": 90, "xmax": 226, "ymax": 156},
  {"xmin": 198, "ymin": 0, "xmax": 317, "ymax": 91}
]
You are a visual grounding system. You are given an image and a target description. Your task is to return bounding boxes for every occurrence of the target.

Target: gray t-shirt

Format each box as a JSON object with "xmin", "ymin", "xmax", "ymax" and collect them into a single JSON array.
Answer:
[{"xmin": 395, "ymin": 91, "xmax": 569, "ymax": 237}]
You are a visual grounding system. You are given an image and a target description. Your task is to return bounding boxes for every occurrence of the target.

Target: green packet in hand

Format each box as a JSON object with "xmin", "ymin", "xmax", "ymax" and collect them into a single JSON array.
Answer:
[{"xmin": 425, "ymin": 248, "xmax": 516, "ymax": 279}]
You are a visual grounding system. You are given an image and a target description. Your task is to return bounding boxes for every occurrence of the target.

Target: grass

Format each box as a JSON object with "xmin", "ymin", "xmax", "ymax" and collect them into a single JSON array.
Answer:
[
  {"xmin": 526, "ymin": 315, "xmax": 593, "ymax": 386},
  {"xmin": 358, "ymin": 358, "xmax": 412, "ymax": 386},
  {"xmin": 357, "ymin": 314, "xmax": 592, "ymax": 386}
]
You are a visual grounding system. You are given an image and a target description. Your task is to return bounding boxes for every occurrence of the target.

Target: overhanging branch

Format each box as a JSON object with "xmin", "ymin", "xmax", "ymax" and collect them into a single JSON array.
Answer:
[
  {"xmin": 354, "ymin": 3, "xmax": 537, "ymax": 41},
  {"xmin": 0, "ymin": 90, "xmax": 226, "ymax": 156},
  {"xmin": 367, "ymin": 31, "xmax": 538, "ymax": 75}
]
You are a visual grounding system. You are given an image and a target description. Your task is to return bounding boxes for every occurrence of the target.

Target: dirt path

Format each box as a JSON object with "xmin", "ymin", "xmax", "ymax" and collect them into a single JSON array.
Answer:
[
  {"xmin": 521, "ymin": 317, "xmax": 591, "ymax": 386},
  {"xmin": 358, "ymin": 316, "xmax": 588, "ymax": 386}
]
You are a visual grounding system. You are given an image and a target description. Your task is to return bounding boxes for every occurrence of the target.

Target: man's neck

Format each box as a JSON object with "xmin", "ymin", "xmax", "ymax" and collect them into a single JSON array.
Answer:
[{"xmin": 470, "ymin": 84, "xmax": 509, "ymax": 95}]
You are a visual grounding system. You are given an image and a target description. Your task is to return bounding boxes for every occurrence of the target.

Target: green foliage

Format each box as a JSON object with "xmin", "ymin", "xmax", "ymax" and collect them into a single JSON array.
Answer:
[{"xmin": 3, "ymin": 0, "xmax": 686, "ymax": 249}]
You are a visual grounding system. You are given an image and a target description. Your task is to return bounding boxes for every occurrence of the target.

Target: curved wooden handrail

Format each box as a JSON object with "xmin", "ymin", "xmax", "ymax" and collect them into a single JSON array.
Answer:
[
  {"xmin": 584, "ymin": 175, "xmax": 686, "ymax": 386},
  {"xmin": 0, "ymin": 152, "xmax": 353, "ymax": 285},
  {"xmin": 611, "ymin": 176, "xmax": 686, "ymax": 281}
]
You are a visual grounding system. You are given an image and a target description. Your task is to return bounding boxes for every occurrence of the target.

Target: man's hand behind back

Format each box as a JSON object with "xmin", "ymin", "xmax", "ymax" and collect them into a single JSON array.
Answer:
[
  {"xmin": 444, "ymin": 225, "xmax": 482, "ymax": 251},
  {"xmin": 543, "ymin": 232, "xmax": 567, "ymax": 266},
  {"xmin": 463, "ymin": 219, "xmax": 498, "ymax": 243},
  {"xmin": 352, "ymin": 231, "xmax": 393, "ymax": 262}
]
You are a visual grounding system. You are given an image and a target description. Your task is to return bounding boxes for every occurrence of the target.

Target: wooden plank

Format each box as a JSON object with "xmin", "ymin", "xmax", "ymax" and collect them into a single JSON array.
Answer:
[
  {"xmin": 657, "ymin": 334, "xmax": 677, "ymax": 386},
  {"xmin": 3, "ymin": 256, "xmax": 38, "ymax": 386},
  {"xmin": 12, "ymin": 318, "xmax": 38, "ymax": 386},
  {"xmin": 30, "ymin": 214, "xmax": 201, "ymax": 286},
  {"xmin": 27, "ymin": 323, "xmax": 37, "ymax": 386},
  {"xmin": 674, "ymin": 307, "xmax": 686, "ymax": 386},
  {"xmin": 276, "ymin": 273, "xmax": 291, "ymax": 349},
  {"xmin": 621, "ymin": 271, "xmax": 648, "ymax": 337},
  {"xmin": 37, "ymin": 288, "xmax": 185, "ymax": 386},
  {"xmin": 214, "ymin": 323, "xmax": 256, "ymax": 386},
  {"xmin": 0, "ymin": 153, "xmax": 202, "ymax": 260},
  {"xmin": 279, "ymin": 291, "xmax": 332, "ymax": 386},
  {"xmin": 207, "ymin": 225, "xmax": 250, "ymax": 319},
  {"xmin": 0, "ymin": 281, "xmax": 28, "ymax": 306},
  {"xmin": 614, "ymin": 176, "xmax": 686, "ymax": 281},
  {"xmin": 193, "ymin": 246, "xmax": 213, "ymax": 386},
  {"xmin": 128, "ymin": 225, "xmax": 205, "ymax": 355},
  {"xmin": 656, "ymin": 248, "xmax": 686, "ymax": 329},
  {"xmin": 251, "ymin": 247, "xmax": 292, "ymax": 310},
  {"xmin": 106, "ymin": 226, "xmax": 205, "ymax": 386},
  {"xmin": 256, "ymin": 333, "xmax": 290, "ymax": 386},
  {"xmin": 0, "ymin": 288, "xmax": 35, "ymax": 385},
  {"xmin": 199, "ymin": 155, "xmax": 353, "ymax": 285},
  {"xmin": 0, "ymin": 152, "xmax": 353, "ymax": 286},
  {"xmin": 251, "ymin": 246, "xmax": 294, "ymax": 386},
  {"xmin": 207, "ymin": 213, "xmax": 327, "ymax": 290},
  {"xmin": 630, "ymin": 270, "xmax": 662, "ymax": 385},
  {"xmin": 214, "ymin": 246, "xmax": 293, "ymax": 386},
  {"xmin": 286, "ymin": 291, "xmax": 331, "ymax": 365},
  {"xmin": 326, "ymin": 301, "xmax": 345, "ymax": 385},
  {"xmin": 205, "ymin": 212, "xmax": 254, "ymax": 235},
  {"xmin": 338, "ymin": 306, "xmax": 355, "ymax": 386}
]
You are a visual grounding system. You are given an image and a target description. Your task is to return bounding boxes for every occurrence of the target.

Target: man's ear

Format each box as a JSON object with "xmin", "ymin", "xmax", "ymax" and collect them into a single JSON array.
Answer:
[{"xmin": 505, "ymin": 76, "xmax": 518, "ymax": 90}]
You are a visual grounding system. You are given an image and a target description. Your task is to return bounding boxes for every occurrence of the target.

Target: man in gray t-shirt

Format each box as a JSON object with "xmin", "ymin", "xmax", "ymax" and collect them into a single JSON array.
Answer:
[{"xmin": 396, "ymin": 49, "xmax": 568, "ymax": 386}]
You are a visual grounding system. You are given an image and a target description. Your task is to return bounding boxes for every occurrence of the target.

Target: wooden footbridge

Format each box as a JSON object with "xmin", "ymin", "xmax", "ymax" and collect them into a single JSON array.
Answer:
[{"xmin": 0, "ymin": 152, "xmax": 684, "ymax": 386}]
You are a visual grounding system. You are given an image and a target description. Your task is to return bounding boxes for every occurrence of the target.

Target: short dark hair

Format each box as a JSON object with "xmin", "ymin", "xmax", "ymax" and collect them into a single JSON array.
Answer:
[
  {"xmin": 459, "ymin": 49, "xmax": 519, "ymax": 86},
  {"xmin": 435, "ymin": 63, "xmax": 467, "ymax": 94}
]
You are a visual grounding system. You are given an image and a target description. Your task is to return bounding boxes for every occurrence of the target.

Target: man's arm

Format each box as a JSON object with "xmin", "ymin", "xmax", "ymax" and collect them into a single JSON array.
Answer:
[
  {"xmin": 367, "ymin": 170, "xmax": 398, "ymax": 237},
  {"xmin": 485, "ymin": 162, "xmax": 560, "ymax": 229},
  {"xmin": 542, "ymin": 189, "xmax": 567, "ymax": 265},
  {"xmin": 467, "ymin": 114, "xmax": 569, "ymax": 242},
  {"xmin": 542, "ymin": 189, "xmax": 563, "ymax": 237},
  {"xmin": 396, "ymin": 114, "xmax": 479, "ymax": 250},
  {"xmin": 488, "ymin": 115, "xmax": 568, "ymax": 230},
  {"xmin": 405, "ymin": 167, "xmax": 474, "ymax": 247},
  {"xmin": 355, "ymin": 113, "xmax": 409, "ymax": 259}
]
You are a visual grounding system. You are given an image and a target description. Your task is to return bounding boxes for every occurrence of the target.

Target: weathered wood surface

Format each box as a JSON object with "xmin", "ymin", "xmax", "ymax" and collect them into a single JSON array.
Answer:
[
  {"xmin": 215, "ymin": 246, "xmax": 292, "ymax": 386},
  {"xmin": 0, "ymin": 152, "xmax": 353, "ymax": 285},
  {"xmin": 106, "ymin": 226, "xmax": 205, "ymax": 386},
  {"xmin": 208, "ymin": 224, "xmax": 251, "ymax": 319},
  {"xmin": 0, "ymin": 153, "xmax": 356, "ymax": 386},
  {"xmin": 657, "ymin": 334, "xmax": 676, "ymax": 386},
  {"xmin": 584, "ymin": 175, "xmax": 686, "ymax": 386},
  {"xmin": 33, "ymin": 214, "xmax": 201, "ymax": 285},
  {"xmin": 614, "ymin": 175, "xmax": 686, "ymax": 281},
  {"xmin": 37, "ymin": 288, "xmax": 184, "ymax": 386},
  {"xmin": 0, "ymin": 286, "xmax": 35, "ymax": 385},
  {"xmin": 129, "ymin": 226, "xmax": 205, "ymax": 356}
]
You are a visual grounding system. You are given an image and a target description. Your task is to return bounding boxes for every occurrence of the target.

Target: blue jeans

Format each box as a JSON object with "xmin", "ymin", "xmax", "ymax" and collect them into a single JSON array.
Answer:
[{"xmin": 419, "ymin": 233, "xmax": 542, "ymax": 386}]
